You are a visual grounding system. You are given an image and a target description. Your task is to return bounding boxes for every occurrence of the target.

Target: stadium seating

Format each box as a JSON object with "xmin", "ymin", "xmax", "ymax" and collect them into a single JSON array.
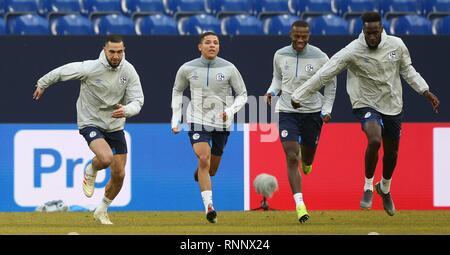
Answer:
[
  {"xmin": 348, "ymin": 16, "xmax": 391, "ymax": 34},
  {"xmin": 307, "ymin": 14, "xmax": 349, "ymax": 35},
  {"xmin": 254, "ymin": 0, "xmax": 290, "ymax": 18},
  {"xmin": 164, "ymin": 0, "xmax": 207, "ymax": 19},
  {"xmin": 424, "ymin": 0, "xmax": 450, "ymax": 19},
  {"xmin": 263, "ymin": 14, "xmax": 297, "ymax": 35},
  {"xmin": 7, "ymin": 13, "xmax": 50, "ymax": 34},
  {"xmin": 0, "ymin": 0, "xmax": 5, "ymax": 16},
  {"xmin": 50, "ymin": 14, "xmax": 94, "ymax": 35},
  {"xmin": 93, "ymin": 14, "xmax": 136, "ymax": 35},
  {"xmin": 4, "ymin": 0, "xmax": 43, "ymax": 17},
  {"xmin": 380, "ymin": 0, "xmax": 423, "ymax": 19},
  {"xmin": 288, "ymin": 0, "xmax": 335, "ymax": 18},
  {"xmin": 432, "ymin": 15, "xmax": 450, "ymax": 35},
  {"xmin": 335, "ymin": 0, "xmax": 379, "ymax": 19},
  {"xmin": 206, "ymin": 0, "xmax": 253, "ymax": 18},
  {"xmin": 221, "ymin": 14, "xmax": 263, "ymax": 35},
  {"xmin": 390, "ymin": 14, "xmax": 432, "ymax": 35},
  {"xmin": 122, "ymin": 0, "xmax": 165, "ymax": 18},
  {"xmin": 135, "ymin": 14, "xmax": 178, "ymax": 35},
  {"xmin": 82, "ymin": 0, "xmax": 122, "ymax": 19},
  {"xmin": 41, "ymin": 0, "xmax": 83, "ymax": 19},
  {"xmin": 0, "ymin": 18, "xmax": 5, "ymax": 34},
  {"xmin": 178, "ymin": 13, "xmax": 220, "ymax": 35}
]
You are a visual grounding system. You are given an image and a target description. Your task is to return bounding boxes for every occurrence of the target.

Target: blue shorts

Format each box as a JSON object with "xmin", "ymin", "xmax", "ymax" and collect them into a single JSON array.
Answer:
[
  {"xmin": 187, "ymin": 123, "xmax": 230, "ymax": 156},
  {"xmin": 79, "ymin": 126, "xmax": 128, "ymax": 154},
  {"xmin": 278, "ymin": 112, "xmax": 323, "ymax": 148},
  {"xmin": 353, "ymin": 107, "xmax": 403, "ymax": 139}
]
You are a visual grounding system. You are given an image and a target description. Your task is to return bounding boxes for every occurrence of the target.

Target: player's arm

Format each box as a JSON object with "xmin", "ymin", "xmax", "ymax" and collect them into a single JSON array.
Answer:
[
  {"xmin": 265, "ymin": 52, "xmax": 282, "ymax": 105},
  {"xmin": 223, "ymin": 66, "xmax": 248, "ymax": 121},
  {"xmin": 398, "ymin": 41, "xmax": 440, "ymax": 113},
  {"xmin": 115, "ymin": 69, "xmax": 144, "ymax": 118},
  {"xmin": 34, "ymin": 62, "xmax": 87, "ymax": 100},
  {"xmin": 291, "ymin": 48, "xmax": 350, "ymax": 109},
  {"xmin": 320, "ymin": 56, "xmax": 337, "ymax": 123},
  {"xmin": 171, "ymin": 66, "xmax": 189, "ymax": 133}
]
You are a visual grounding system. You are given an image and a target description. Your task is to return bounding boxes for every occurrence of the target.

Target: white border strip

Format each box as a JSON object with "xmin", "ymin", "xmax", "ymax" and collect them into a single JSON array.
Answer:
[{"xmin": 243, "ymin": 123, "xmax": 250, "ymax": 211}]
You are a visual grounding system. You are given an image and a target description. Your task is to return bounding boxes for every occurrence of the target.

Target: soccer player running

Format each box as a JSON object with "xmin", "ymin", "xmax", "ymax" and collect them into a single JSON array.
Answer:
[
  {"xmin": 291, "ymin": 12, "xmax": 440, "ymax": 216},
  {"xmin": 33, "ymin": 35, "xmax": 144, "ymax": 224},
  {"xmin": 265, "ymin": 20, "xmax": 336, "ymax": 223},
  {"xmin": 171, "ymin": 32, "xmax": 247, "ymax": 223}
]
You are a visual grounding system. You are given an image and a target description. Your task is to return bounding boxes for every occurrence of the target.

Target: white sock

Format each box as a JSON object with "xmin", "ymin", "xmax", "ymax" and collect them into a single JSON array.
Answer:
[
  {"xmin": 380, "ymin": 177, "xmax": 391, "ymax": 194},
  {"xmin": 364, "ymin": 177, "xmax": 374, "ymax": 191},
  {"xmin": 96, "ymin": 196, "xmax": 112, "ymax": 212},
  {"xmin": 201, "ymin": 190, "xmax": 213, "ymax": 213},
  {"xmin": 293, "ymin": 193, "xmax": 304, "ymax": 207}
]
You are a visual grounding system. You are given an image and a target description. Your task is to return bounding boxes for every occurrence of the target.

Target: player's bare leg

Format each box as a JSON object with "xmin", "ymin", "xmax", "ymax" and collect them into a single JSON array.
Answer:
[
  {"xmin": 360, "ymin": 120, "xmax": 382, "ymax": 209},
  {"xmin": 193, "ymin": 155, "xmax": 222, "ymax": 182},
  {"xmin": 282, "ymin": 141, "xmax": 309, "ymax": 223},
  {"xmin": 193, "ymin": 142, "xmax": 216, "ymax": 223},
  {"xmin": 299, "ymin": 144, "xmax": 317, "ymax": 175},
  {"xmin": 94, "ymin": 153, "xmax": 127, "ymax": 224},
  {"xmin": 83, "ymin": 139, "xmax": 113, "ymax": 198}
]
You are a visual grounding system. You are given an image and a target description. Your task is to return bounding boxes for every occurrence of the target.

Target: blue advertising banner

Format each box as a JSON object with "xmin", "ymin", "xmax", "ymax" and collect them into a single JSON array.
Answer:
[{"xmin": 0, "ymin": 124, "xmax": 245, "ymax": 212}]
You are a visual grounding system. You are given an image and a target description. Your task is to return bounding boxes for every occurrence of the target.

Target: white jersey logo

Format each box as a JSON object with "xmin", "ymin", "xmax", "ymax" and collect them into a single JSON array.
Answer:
[
  {"xmin": 388, "ymin": 51, "xmax": 397, "ymax": 60},
  {"xmin": 89, "ymin": 131, "xmax": 97, "ymax": 138},
  {"xmin": 364, "ymin": 112, "xmax": 372, "ymax": 119},
  {"xmin": 305, "ymin": 64, "xmax": 314, "ymax": 73},
  {"xmin": 192, "ymin": 133, "xmax": 200, "ymax": 140},
  {"xmin": 216, "ymin": 73, "xmax": 225, "ymax": 81},
  {"xmin": 281, "ymin": 130, "xmax": 288, "ymax": 138},
  {"xmin": 120, "ymin": 76, "xmax": 128, "ymax": 86}
]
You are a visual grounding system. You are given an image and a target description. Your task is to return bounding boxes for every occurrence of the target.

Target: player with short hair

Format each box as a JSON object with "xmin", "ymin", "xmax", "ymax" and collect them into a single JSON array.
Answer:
[
  {"xmin": 33, "ymin": 35, "xmax": 144, "ymax": 224},
  {"xmin": 291, "ymin": 12, "xmax": 440, "ymax": 216},
  {"xmin": 171, "ymin": 31, "xmax": 247, "ymax": 223},
  {"xmin": 265, "ymin": 20, "xmax": 336, "ymax": 223}
]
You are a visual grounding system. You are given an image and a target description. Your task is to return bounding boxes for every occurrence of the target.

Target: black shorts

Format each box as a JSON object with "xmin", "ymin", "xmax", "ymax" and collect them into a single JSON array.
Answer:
[
  {"xmin": 79, "ymin": 126, "xmax": 128, "ymax": 154},
  {"xmin": 353, "ymin": 107, "xmax": 403, "ymax": 139},
  {"xmin": 278, "ymin": 112, "xmax": 323, "ymax": 148},
  {"xmin": 187, "ymin": 123, "xmax": 230, "ymax": 156}
]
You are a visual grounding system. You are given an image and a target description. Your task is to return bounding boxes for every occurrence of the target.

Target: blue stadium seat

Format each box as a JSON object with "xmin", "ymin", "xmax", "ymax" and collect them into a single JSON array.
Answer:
[
  {"xmin": 424, "ymin": 0, "xmax": 450, "ymax": 19},
  {"xmin": 0, "ymin": 0, "xmax": 5, "ymax": 16},
  {"xmin": 135, "ymin": 14, "xmax": 178, "ymax": 35},
  {"xmin": 93, "ymin": 14, "xmax": 136, "ymax": 35},
  {"xmin": 432, "ymin": 15, "xmax": 450, "ymax": 35},
  {"xmin": 348, "ymin": 16, "xmax": 391, "ymax": 34},
  {"xmin": 7, "ymin": 13, "xmax": 50, "ymax": 34},
  {"xmin": 390, "ymin": 14, "xmax": 432, "ymax": 35},
  {"xmin": 221, "ymin": 14, "xmax": 263, "ymax": 35},
  {"xmin": 178, "ymin": 13, "xmax": 220, "ymax": 35},
  {"xmin": 335, "ymin": 0, "xmax": 379, "ymax": 19},
  {"xmin": 307, "ymin": 14, "xmax": 349, "ymax": 35},
  {"xmin": 83, "ymin": 0, "xmax": 122, "ymax": 19},
  {"xmin": 206, "ymin": 0, "xmax": 253, "ymax": 18},
  {"xmin": 0, "ymin": 17, "xmax": 6, "ymax": 34},
  {"xmin": 50, "ymin": 14, "xmax": 94, "ymax": 35},
  {"xmin": 254, "ymin": 0, "xmax": 290, "ymax": 18},
  {"xmin": 122, "ymin": 0, "xmax": 165, "ymax": 18},
  {"xmin": 41, "ymin": 0, "xmax": 83, "ymax": 18},
  {"xmin": 288, "ymin": 0, "xmax": 335, "ymax": 18},
  {"xmin": 164, "ymin": 0, "xmax": 207, "ymax": 19},
  {"xmin": 380, "ymin": 0, "xmax": 422, "ymax": 19},
  {"xmin": 5, "ymin": 0, "xmax": 44, "ymax": 16},
  {"xmin": 263, "ymin": 14, "xmax": 297, "ymax": 35}
]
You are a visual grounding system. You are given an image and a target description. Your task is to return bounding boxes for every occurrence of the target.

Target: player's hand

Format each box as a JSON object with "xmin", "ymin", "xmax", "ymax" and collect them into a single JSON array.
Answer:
[
  {"xmin": 112, "ymin": 104, "xmax": 126, "ymax": 118},
  {"xmin": 322, "ymin": 113, "xmax": 331, "ymax": 123},
  {"xmin": 291, "ymin": 99, "xmax": 301, "ymax": 109},
  {"xmin": 220, "ymin": 112, "xmax": 228, "ymax": 122},
  {"xmin": 264, "ymin": 93, "xmax": 273, "ymax": 105},
  {"xmin": 172, "ymin": 127, "xmax": 180, "ymax": 134},
  {"xmin": 423, "ymin": 91, "xmax": 440, "ymax": 113},
  {"xmin": 33, "ymin": 86, "xmax": 44, "ymax": 100}
]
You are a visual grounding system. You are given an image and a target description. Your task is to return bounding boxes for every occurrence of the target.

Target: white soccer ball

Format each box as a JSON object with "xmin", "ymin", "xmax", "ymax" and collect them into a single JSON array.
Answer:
[{"xmin": 253, "ymin": 173, "xmax": 278, "ymax": 198}]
